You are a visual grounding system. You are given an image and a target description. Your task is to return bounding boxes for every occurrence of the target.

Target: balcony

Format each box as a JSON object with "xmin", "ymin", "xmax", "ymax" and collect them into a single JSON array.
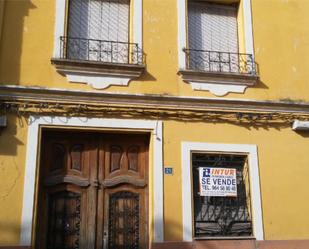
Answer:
[
  {"xmin": 57, "ymin": 36, "xmax": 144, "ymax": 65},
  {"xmin": 179, "ymin": 49, "xmax": 259, "ymax": 96},
  {"xmin": 51, "ymin": 37, "xmax": 145, "ymax": 89}
]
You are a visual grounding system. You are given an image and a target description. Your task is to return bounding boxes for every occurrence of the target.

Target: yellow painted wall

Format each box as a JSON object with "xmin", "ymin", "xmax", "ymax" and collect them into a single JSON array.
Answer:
[
  {"xmin": 0, "ymin": 115, "xmax": 28, "ymax": 245},
  {"xmin": 1, "ymin": 0, "xmax": 309, "ymax": 244},
  {"xmin": 1, "ymin": 117, "xmax": 309, "ymax": 242},
  {"xmin": 251, "ymin": 0, "xmax": 309, "ymax": 100},
  {"xmin": 0, "ymin": 0, "xmax": 309, "ymax": 100},
  {"xmin": 163, "ymin": 121, "xmax": 309, "ymax": 240}
]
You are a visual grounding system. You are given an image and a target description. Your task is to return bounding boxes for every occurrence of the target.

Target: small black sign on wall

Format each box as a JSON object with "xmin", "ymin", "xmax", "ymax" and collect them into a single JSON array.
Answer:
[{"xmin": 164, "ymin": 167, "xmax": 173, "ymax": 175}]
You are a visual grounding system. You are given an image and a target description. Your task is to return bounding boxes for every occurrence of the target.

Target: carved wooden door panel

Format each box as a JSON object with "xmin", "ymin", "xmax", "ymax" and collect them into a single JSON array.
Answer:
[
  {"xmin": 98, "ymin": 134, "xmax": 148, "ymax": 249},
  {"xmin": 37, "ymin": 131, "xmax": 99, "ymax": 249},
  {"xmin": 37, "ymin": 131, "xmax": 149, "ymax": 249}
]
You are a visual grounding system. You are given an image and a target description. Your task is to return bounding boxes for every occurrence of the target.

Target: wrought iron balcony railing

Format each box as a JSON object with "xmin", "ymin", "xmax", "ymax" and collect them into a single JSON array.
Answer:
[
  {"xmin": 183, "ymin": 49, "xmax": 258, "ymax": 76},
  {"xmin": 59, "ymin": 36, "xmax": 144, "ymax": 65}
]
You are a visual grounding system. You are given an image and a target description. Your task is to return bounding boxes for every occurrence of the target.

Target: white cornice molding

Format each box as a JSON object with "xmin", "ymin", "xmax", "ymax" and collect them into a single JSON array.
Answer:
[{"xmin": 1, "ymin": 85, "xmax": 309, "ymax": 115}]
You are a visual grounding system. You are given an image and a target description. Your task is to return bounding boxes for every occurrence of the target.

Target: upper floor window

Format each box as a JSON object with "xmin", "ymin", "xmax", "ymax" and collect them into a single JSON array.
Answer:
[
  {"xmin": 187, "ymin": 2, "xmax": 240, "ymax": 73},
  {"xmin": 65, "ymin": 0, "xmax": 140, "ymax": 64},
  {"xmin": 52, "ymin": 0, "xmax": 144, "ymax": 90},
  {"xmin": 178, "ymin": 0, "xmax": 259, "ymax": 96}
]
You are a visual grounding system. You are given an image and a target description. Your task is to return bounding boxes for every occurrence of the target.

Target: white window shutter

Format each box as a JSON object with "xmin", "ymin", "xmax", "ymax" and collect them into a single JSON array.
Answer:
[
  {"xmin": 88, "ymin": 0, "xmax": 102, "ymax": 40},
  {"xmin": 67, "ymin": 0, "xmax": 130, "ymax": 62},
  {"xmin": 68, "ymin": 0, "xmax": 89, "ymax": 38},
  {"xmin": 188, "ymin": 2, "xmax": 239, "ymax": 72},
  {"xmin": 68, "ymin": 0, "xmax": 129, "ymax": 41},
  {"xmin": 188, "ymin": 3, "xmax": 238, "ymax": 53}
]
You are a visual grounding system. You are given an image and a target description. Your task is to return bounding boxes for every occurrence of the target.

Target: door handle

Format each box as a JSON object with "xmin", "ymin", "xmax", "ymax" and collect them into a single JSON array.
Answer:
[
  {"xmin": 91, "ymin": 179, "xmax": 101, "ymax": 188},
  {"xmin": 103, "ymin": 231, "xmax": 108, "ymax": 249}
]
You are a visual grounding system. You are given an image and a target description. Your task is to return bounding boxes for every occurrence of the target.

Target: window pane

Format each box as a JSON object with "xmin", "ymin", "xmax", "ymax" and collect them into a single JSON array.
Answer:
[
  {"xmin": 68, "ymin": 0, "xmax": 129, "ymax": 41},
  {"xmin": 67, "ymin": 0, "xmax": 130, "ymax": 62},
  {"xmin": 188, "ymin": 2, "xmax": 238, "ymax": 52},
  {"xmin": 192, "ymin": 153, "xmax": 253, "ymax": 237},
  {"xmin": 188, "ymin": 2, "xmax": 239, "ymax": 72}
]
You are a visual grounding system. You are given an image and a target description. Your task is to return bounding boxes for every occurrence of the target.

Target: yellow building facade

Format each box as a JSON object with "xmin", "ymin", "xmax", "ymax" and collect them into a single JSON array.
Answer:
[{"xmin": 0, "ymin": 0, "xmax": 309, "ymax": 248}]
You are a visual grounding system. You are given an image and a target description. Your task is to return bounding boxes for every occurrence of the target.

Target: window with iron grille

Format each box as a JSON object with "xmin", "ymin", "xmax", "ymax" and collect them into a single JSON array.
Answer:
[
  {"xmin": 59, "ymin": 0, "xmax": 142, "ymax": 65},
  {"xmin": 188, "ymin": 2, "xmax": 239, "ymax": 54},
  {"xmin": 51, "ymin": 0, "xmax": 144, "ymax": 89},
  {"xmin": 192, "ymin": 153, "xmax": 253, "ymax": 238},
  {"xmin": 186, "ymin": 1, "xmax": 256, "ymax": 75}
]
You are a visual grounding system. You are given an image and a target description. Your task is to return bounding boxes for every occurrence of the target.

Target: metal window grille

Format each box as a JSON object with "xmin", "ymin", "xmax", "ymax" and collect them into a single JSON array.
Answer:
[
  {"xmin": 192, "ymin": 153, "xmax": 253, "ymax": 238},
  {"xmin": 186, "ymin": 2, "xmax": 257, "ymax": 75},
  {"xmin": 108, "ymin": 191, "xmax": 140, "ymax": 249},
  {"xmin": 183, "ymin": 49, "xmax": 257, "ymax": 75},
  {"xmin": 59, "ymin": 36, "xmax": 143, "ymax": 65}
]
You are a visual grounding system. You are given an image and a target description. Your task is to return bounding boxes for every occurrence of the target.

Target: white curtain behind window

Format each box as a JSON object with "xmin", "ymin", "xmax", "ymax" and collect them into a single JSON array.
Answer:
[
  {"xmin": 67, "ymin": 0, "xmax": 130, "ymax": 62},
  {"xmin": 188, "ymin": 2, "xmax": 238, "ymax": 52},
  {"xmin": 188, "ymin": 2, "xmax": 238, "ymax": 72}
]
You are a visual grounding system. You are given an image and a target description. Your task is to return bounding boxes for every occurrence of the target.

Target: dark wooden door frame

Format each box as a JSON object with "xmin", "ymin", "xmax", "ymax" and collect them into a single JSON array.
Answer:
[{"xmin": 36, "ymin": 130, "xmax": 149, "ymax": 249}]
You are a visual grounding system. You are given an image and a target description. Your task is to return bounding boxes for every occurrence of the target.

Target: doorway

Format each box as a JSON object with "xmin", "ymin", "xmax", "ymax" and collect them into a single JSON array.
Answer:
[{"xmin": 36, "ymin": 129, "xmax": 149, "ymax": 249}]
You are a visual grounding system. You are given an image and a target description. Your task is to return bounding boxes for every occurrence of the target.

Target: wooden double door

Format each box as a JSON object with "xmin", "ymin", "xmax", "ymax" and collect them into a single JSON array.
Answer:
[{"xmin": 36, "ymin": 130, "xmax": 149, "ymax": 249}]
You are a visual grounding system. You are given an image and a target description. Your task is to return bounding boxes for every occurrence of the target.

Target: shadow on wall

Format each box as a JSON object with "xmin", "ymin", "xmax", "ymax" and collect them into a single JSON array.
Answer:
[
  {"xmin": 133, "ymin": 52, "xmax": 157, "ymax": 83},
  {"xmin": 0, "ymin": 115, "xmax": 24, "ymax": 156},
  {"xmin": 253, "ymin": 62, "xmax": 269, "ymax": 91},
  {"xmin": 294, "ymin": 130, "xmax": 309, "ymax": 138},
  {"xmin": 163, "ymin": 218, "xmax": 186, "ymax": 242},
  {"xmin": 0, "ymin": 116, "xmax": 24, "ymax": 245},
  {"xmin": 0, "ymin": 222, "xmax": 21, "ymax": 246},
  {"xmin": 0, "ymin": 0, "xmax": 36, "ymax": 85}
]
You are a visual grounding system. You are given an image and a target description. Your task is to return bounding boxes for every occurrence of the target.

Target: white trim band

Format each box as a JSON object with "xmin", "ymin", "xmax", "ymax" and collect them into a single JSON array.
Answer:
[
  {"xmin": 53, "ymin": 0, "xmax": 66, "ymax": 58},
  {"xmin": 243, "ymin": 0, "xmax": 255, "ymax": 57}
]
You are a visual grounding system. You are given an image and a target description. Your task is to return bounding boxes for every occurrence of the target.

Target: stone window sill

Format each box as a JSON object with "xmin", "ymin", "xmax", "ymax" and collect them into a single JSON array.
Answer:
[
  {"xmin": 51, "ymin": 58, "xmax": 145, "ymax": 89},
  {"xmin": 179, "ymin": 69, "xmax": 259, "ymax": 96}
]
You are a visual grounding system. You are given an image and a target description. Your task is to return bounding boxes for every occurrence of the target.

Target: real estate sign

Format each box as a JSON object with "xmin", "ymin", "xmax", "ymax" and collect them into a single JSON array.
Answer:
[{"xmin": 199, "ymin": 167, "xmax": 237, "ymax": 197}]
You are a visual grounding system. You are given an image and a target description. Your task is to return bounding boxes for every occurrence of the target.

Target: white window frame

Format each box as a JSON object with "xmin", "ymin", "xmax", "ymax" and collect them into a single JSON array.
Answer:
[
  {"xmin": 20, "ymin": 116, "xmax": 164, "ymax": 245},
  {"xmin": 177, "ymin": 0, "xmax": 255, "ymax": 96},
  {"xmin": 181, "ymin": 142, "xmax": 264, "ymax": 241},
  {"xmin": 53, "ymin": 0, "xmax": 143, "ymax": 89}
]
